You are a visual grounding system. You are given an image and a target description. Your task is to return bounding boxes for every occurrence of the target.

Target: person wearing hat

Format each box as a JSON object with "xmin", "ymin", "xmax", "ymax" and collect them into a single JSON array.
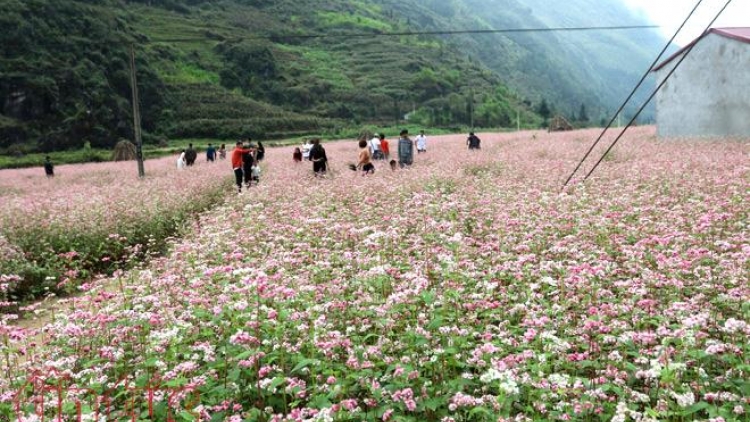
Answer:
[{"xmin": 397, "ymin": 129, "xmax": 414, "ymax": 168}]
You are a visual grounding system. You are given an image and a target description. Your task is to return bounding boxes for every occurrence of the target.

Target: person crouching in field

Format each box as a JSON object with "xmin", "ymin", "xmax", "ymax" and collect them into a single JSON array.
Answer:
[
  {"xmin": 231, "ymin": 141, "xmax": 254, "ymax": 193},
  {"xmin": 293, "ymin": 147, "xmax": 303, "ymax": 163},
  {"xmin": 358, "ymin": 139, "xmax": 375, "ymax": 175}
]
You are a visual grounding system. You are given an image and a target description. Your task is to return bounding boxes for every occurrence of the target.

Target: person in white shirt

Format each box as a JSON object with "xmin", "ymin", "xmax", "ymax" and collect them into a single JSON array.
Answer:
[
  {"xmin": 415, "ymin": 130, "xmax": 427, "ymax": 153},
  {"xmin": 301, "ymin": 141, "xmax": 313, "ymax": 160},
  {"xmin": 177, "ymin": 150, "xmax": 186, "ymax": 169},
  {"xmin": 369, "ymin": 134, "xmax": 384, "ymax": 160}
]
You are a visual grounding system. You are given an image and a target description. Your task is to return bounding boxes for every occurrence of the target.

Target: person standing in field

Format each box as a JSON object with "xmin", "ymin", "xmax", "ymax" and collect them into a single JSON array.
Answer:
[
  {"xmin": 379, "ymin": 133, "xmax": 390, "ymax": 160},
  {"xmin": 231, "ymin": 141, "xmax": 253, "ymax": 193},
  {"xmin": 302, "ymin": 140, "xmax": 313, "ymax": 161},
  {"xmin": 206, "ymin": 143, "xmax": 216, "ymax": 162},
  {"xmin": 185, "ymin": 143, "xmax": 197, "ymax": 166},
  {"xmin": 309, "ymin": 139, "xmax": 328, "ymax": 176},
  {"xmin": 397, "ymin": 129, "xmax": 414, "ymax": 168},
  {"xmin": 467, "ymin": 132, "xmax": 481, "ymax": 150},
  {"xmin": 177, "ymin": 150, "xmax": 186, "ymax": 170},
  {"xmin": 293, "ymin": 147, "xmax": 303, "ymax": 163},
  {"xmin": 415, "ymin": 130, "xmax": 427, "ymax": 153},
  {"xmin": 242, "ymin": 140, "xmax": 257, "ymax": 188},
  {"xmin": 218, "ymin": 144, "xmax": 227, "ymax": 160},
  {"xmin": 44, "ymin": 156, "xmax": 54, "ymax": 177},
  {"xmin": 358, "ymin": 139, "xmax": 375, "ymax": 175},
  {"xmin": 369, "ymin": 133, "xmax": 383, "ymax": 160},
  {"xmin": 256, "ymin": 141, "xmax": 265, "ymax": 162}
]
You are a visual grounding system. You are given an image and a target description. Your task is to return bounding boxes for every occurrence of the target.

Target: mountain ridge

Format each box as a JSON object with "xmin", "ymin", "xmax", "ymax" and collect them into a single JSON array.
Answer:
[{"xmin": 0, "ymin": 0, "xmax": 665, "ymax": 153}]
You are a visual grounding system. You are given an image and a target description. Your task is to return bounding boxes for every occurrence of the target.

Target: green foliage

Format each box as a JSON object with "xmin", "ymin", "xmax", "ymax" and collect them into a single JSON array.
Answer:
[
  {"xmin": 0, "ymin": 0, "xmax": 165, "ymax": 151},
  {"xmin": 1, "ymin": 0, "xmax": 663, "ymax": 159},
  {"xmin": 317, "ymin": 11, "xmax": 392, "ymax": 32}
]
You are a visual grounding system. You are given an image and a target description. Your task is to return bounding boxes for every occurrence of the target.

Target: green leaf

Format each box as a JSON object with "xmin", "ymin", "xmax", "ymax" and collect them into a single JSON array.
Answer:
[
  {"xmin": 269, "ymin": 376, "xmax": 286, "ymax": 391},
  {"xmin": 682, "ymin": 401, "xmax": 709, "ymax": 416},
  {"xmin": 292, "ymin": 358, "xmax": 319, "ymax": 374},
  {"xmin": 422, "ymin": 397, "xmax": 443, "ymax": 411}
]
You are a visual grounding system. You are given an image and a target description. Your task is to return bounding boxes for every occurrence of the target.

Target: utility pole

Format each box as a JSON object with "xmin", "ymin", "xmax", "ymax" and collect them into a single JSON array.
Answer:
[
  {"xmin": 469, "ymin": 89, "xmax": 474, "ymax": 129},
  {"xmin": 517, "ymin": 110, "xmax": 521, "ymax": 132},
  {"xmin": 129, "ymin": 43, "xmax": 145, "ymax": 178}
]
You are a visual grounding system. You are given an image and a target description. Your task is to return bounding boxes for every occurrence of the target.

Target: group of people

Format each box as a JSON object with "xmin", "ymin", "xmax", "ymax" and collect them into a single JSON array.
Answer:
[
  {"xmin": 230, "ymin": 139, "xmax": 266, "ymax": 192},
  {"xmin": 177, "ymin": 143, "xmax": 229, "ymax": 169},
  {"xmin": 43, "ymin": 130, "xmax": 479, "ymax": 180},
  {"xmin": 293, "ymin": 139, "xmax": 328, "ymax": 176},
  {"xmin": 353, "ymin": 129, "xmax": 424, "ymax": 175},
  {"xmin": 291, "ymin": 129, "xmax": 481, "ymax": 177}
]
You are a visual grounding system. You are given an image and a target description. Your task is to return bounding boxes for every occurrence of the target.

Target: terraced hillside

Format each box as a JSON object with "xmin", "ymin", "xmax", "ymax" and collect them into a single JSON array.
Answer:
[{"xmin": 0, "ymin": 0, "xmax": 664, "ymax": 153}]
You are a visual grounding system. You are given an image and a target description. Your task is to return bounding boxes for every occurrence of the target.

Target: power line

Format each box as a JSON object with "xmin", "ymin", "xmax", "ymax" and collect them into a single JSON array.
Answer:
[
  {"xmin": 148, "ymin": 25, "xmax": 659, "ymax": 43},
  {"xmin": 562, "ymin": 0, "xmax": 707, "ymax": 188},
  {"xmin": 580, "ymin": 0, "xmax": 734, "ymax": 183}
]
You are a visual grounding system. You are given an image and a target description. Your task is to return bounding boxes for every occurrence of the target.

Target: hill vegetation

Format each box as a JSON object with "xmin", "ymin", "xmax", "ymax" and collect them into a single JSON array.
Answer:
[{"xmin": 0, "ymin": 0, "xmax": 664, "ymax": 155}]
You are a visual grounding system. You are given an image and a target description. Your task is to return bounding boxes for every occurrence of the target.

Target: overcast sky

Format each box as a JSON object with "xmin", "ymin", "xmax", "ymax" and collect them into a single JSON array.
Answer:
[{"xmin": 622, "ymin": 0, "xmax": 750, "ymax": 45}]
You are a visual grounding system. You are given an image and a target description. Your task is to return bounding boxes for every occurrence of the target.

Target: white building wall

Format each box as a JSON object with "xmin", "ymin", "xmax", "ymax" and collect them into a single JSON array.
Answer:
[{"xmin": 655, "ymin": 33, "xmax": 750, "ymax": 139}]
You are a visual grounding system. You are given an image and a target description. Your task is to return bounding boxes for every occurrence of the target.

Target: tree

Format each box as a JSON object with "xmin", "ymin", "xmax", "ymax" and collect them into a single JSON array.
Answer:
[
  {"xmin": 536, "ymin": 99, "xmax": 551, "ymax": 120},
  {"xmin": 578, "ymin": 103, "xmax": 589, "ymax": 123}
]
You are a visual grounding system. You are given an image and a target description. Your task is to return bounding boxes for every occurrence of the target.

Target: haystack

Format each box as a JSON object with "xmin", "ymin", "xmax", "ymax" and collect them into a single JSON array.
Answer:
[
  {"xmin": 548, "ymin": 116, "xmax": 573, "ymax": 132},
  {"xmin": 112, "ymin": 140, "xmax": 137, "ymax": 161}
]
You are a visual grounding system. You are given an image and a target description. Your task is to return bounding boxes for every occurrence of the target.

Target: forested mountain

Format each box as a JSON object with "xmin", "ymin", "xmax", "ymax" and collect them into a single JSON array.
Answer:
[{"xmin": 0, "ymin": 0, "xmax": 665, "ymax": 152}]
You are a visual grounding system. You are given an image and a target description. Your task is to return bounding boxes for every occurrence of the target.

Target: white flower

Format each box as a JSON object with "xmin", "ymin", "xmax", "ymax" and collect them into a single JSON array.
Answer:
[{"xmin": 670, "ymin": 390, "xmax": 695, "ymax": 408}]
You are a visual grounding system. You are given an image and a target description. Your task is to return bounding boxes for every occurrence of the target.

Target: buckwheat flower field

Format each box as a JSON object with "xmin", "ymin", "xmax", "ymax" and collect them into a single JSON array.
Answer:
[
  {"xmin": 1, "ymin": 127, "xmax": 748, "ymax": 422},
  {"xmin": 0, "ymin": 156, "xmax": 231, "ymax": 302}
]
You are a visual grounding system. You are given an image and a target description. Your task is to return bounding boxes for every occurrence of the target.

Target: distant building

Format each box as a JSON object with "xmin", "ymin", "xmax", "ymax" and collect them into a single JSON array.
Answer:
[{"xmin": 653, "ymin": 28, "xmax": 750, "ymax": 139}]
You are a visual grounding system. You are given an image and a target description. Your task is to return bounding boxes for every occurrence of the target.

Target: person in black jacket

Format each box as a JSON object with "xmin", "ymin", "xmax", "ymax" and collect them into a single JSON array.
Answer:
[
  {"xmin": 242, "ymin": 141, "xmax": 257, "ymax": 187},
  {"xmin": 256, "ymin": 141, "xmax": 265, "ymax": 162},
  {"xmin": 185, "ymin": 143, "xmax": 198, "ymax": 166},
  {"xmin": 44, "ymin": 156, "xmax": 54, "ymax": 177},
  {"xmin": 467, "ymin": 132, "xmax": 481, "ymax": 150},
  {"xmin": 309, "ymin": 139, "xmax": 327, "ymax": 176}
]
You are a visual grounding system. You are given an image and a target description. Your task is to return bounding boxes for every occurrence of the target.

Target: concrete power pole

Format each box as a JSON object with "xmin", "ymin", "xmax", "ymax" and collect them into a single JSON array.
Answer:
[
  {"xmin": 517, "ymin": 110, "xmax": 521, "ymax": 132},
  {"xmin": 129, "ymin": 44, "xmax": 145, "ymax": 178},
  {"xmin": 469, "ymin": 89, "xmax": 474, "ymax": 129}
]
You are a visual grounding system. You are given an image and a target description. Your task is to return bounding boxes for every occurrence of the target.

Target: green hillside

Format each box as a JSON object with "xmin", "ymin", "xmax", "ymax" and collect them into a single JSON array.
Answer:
[{"xmin": 0, "ymin": 0, "xmax": 664, "ymax": 154}]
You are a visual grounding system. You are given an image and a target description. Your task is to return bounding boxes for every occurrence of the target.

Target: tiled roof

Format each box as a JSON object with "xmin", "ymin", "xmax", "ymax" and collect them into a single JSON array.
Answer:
[{"xmin": 653, "ymin": 27, "xmax": 750, "ymax": 71}]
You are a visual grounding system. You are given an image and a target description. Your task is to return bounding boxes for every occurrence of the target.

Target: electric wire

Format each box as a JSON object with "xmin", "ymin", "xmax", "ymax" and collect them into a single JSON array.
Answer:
[
  {"xmin": 561, "ymin": 0, "xmax": 706, "ymax": 188},
  {"xmin": 580, "ymin": 0, "xmax": 734, "ymax": 183}
]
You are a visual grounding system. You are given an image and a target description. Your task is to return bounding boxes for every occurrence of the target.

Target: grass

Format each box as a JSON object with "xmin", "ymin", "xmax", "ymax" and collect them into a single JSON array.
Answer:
[{"xmin": 317, "ymin": 11, "xmax": 393, "ymax": 32}]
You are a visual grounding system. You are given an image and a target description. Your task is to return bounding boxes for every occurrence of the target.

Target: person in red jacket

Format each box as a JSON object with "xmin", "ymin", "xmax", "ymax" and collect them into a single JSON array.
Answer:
[
  {"xmin": 231, "ymin": 141, "xmax": 254, "ymax": 193},
  {"xmin": 379, "ymin": 133, "xmax": 390, "ymax": 160}
]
